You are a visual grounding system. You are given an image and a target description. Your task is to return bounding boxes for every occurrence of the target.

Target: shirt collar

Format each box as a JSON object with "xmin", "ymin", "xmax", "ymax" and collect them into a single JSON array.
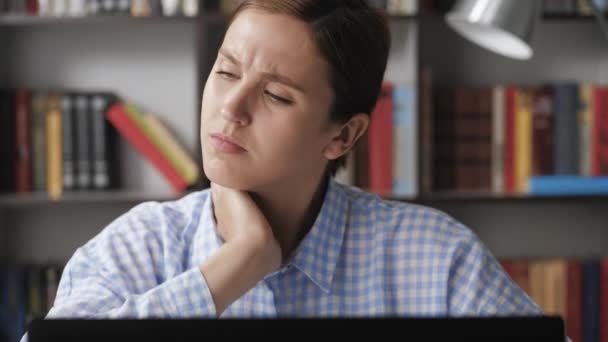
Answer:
[{"xmin": 289, "ymin": 177, "xmax": 348, "ymax": 294}]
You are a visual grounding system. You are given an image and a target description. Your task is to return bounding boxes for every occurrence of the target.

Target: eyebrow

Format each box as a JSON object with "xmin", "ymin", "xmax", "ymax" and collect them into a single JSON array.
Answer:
[{"xmin": 218, "ymin": 48, "xmax": 306, "ymax": 93}]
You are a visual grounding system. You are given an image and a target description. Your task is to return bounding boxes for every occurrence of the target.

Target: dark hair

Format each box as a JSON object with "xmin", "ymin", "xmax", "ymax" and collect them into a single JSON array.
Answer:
[{"xmin": 229, "ymin": 0, "xmax": 391, "ymax": 177}]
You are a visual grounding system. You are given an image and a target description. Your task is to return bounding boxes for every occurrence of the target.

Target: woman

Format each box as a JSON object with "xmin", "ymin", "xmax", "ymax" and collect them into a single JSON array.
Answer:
[{"xmin": 25, "ymin": 1, "xmax": 542, "ymax": 336}]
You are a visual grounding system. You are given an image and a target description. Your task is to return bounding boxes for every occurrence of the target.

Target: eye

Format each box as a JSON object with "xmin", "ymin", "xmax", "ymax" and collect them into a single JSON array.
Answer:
[
  {"xmin": 216, "ymin": 70, "xmax": 238, "ymax": 80},
  {"xmin": 264, "ymin": 90, "xmax": 293, "ymax": 105}
]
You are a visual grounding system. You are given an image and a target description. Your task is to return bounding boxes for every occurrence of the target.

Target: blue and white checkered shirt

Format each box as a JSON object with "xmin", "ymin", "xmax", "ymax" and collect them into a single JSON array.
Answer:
[{"xmin": 22, "ymin": 177, "xmax": 542, "ymax": 340}]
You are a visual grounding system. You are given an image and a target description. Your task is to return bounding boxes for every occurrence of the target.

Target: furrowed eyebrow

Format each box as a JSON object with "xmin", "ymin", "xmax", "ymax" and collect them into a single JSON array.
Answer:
[{"xmin": 218, "ymin": 48, "xmax": 306, "ymax": 93}]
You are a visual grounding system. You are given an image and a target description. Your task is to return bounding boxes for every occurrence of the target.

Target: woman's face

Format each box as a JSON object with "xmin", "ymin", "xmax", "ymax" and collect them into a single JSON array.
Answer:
[{"xmin": 200, "ymin": 9, "xmax": 341, "ymax": 191}]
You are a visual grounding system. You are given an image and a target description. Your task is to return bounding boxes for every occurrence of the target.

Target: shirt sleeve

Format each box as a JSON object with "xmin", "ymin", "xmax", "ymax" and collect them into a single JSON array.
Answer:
[
  {"xmin": 37, "ymin": 202, "xmax": 217, "ymax": 319},
  {"xmin": 446, "ymin": 230, "xmax": 544, "ymax": 316}
]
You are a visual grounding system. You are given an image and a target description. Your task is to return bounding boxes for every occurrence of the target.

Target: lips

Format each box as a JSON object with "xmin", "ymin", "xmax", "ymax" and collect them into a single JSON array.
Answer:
[{"xmin": 209, "ymin": 133, "xmax": 247, "ymax": 153}]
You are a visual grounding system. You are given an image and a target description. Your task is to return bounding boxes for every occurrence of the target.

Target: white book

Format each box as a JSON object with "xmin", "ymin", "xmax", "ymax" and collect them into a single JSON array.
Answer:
[
  {"xmin": 53, "ymin": 0, "xmax": 68, "ymax": 17},
  {"xmin": 182, "ymin": 0, "xmax": 198, "ymax": 17},
  {"xmin": 67, "ymin": 0, "xmax": 87, "ymax": 17},
  {"xmin": 161, "ymin": 0, "xmax": 180, "ymax": 16},
  {"xmin": 400, "ymin": 0, "xmax": 418, "ymax": 15}
]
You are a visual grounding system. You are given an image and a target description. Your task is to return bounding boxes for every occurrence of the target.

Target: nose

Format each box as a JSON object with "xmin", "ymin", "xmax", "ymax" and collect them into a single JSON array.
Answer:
[{"xmin": 221, "ymin": 84, "xmax": 252, "ymax": 126}]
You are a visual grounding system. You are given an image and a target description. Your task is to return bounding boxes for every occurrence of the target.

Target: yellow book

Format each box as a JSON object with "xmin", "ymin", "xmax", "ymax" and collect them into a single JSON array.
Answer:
[
  {"xmin": 46, "ymin": 94, "xmax": 63, "ymax": 200},
  {"xmin": 123, "ymin": 103, "xmax": 196, "ymax": 186},
  {"xmin": 514, "ymin": 89, "xmax": 532, "ymax": 194},
  {"xmin": 528, "ymin": 260, "xmax": 546, "ymax": 311},
  {"xmin": 143, "ymin": 114, "xmax": 200, "ymax": 185},
  {"xmin": 542, "ymin": 258, "xmax": 567, "ymax": 317}
]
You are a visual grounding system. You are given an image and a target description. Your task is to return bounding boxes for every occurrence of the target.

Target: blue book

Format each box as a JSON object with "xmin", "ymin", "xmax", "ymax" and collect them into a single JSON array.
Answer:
[
  {"xmin": 552, "ymin": 84, "xmax": 580, "ymax": 176},
  {"xmin": 582, "ymin": 260, "xmax": 599, "ymax": 342},
  {"xmin": 528, "ymin": 176, "xmax": 608, "ymax": 195}
]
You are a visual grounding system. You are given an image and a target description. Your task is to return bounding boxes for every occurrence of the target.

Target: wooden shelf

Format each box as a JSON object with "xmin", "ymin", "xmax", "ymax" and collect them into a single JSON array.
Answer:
[
  {"xmin": 542, "ymin": 14, "xmax": 606, "ymax": 20},
  {"xmin": 0, "ymin": 190, "xmax": 192, "ymax": 208},
  {"xmin": 381, "ymin": 191, "xmax": 608, "ymax": 203},
  {"xmin": 0, "ymin": 14, "xmax": 202, "ymax": 26}
]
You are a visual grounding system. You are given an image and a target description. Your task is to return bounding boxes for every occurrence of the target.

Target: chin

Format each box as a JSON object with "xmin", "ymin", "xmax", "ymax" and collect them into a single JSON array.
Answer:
[{"xmin": 203, "ymin": 162, "xmax": 255, "ymax": 191}]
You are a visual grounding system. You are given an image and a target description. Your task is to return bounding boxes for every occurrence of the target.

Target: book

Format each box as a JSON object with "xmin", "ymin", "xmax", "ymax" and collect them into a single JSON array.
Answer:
[
  {"xmin": 46, "ymin": 94, "xmax": 63, "ymax": 199},
  {"xmin": 106, "ymin": 102, "xmax": 188, "ymax": 193},
  {"xmin": 142, "ymin": 113, "xmax": 199, "ymax": 186},
  {"xmin": 368, "ymin": 82, "xmax": 394, "ymax": 195},
  {"xmin": 392, "ymin": 84, "xmax": 417, "ymax": 197},
  {"xmin": 528, "ymin": 176, "xmax": 608, "ymax": 195},
  {"xmin": 0, "ymin": 90, "xmax": 16, "ymax": 193},
  {"xmin": 61, "ymin": 93, "xmax": 76, "ymax": 191},
  {"xmin": 75, "ymin": 94, "xmax": 92, "ymax": 190},
  {"xmin": 90, "ymin": 93, "xmax": 120, "ymax": 190},
  {"xmin": 31, "ymin": 92, "xmax": 47, "ymax": 192},
  {"xmin": 15, "ymin": 88, "xmax": 32, "ymax": 193}
]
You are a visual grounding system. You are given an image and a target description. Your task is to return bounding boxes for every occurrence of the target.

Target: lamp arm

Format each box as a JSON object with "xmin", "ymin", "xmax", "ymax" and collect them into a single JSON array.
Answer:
[{"xmin": 587, "ymin": 0, "xmax": 608, "ymax": 44}]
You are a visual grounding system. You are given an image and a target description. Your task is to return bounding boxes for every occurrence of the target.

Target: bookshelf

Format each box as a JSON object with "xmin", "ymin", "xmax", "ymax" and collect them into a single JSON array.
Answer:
[
  {"xmin": 0, "ymin": 6, "xmax": 224, "ymax": 265},
  {"xmin": 412, "ymin": 7, "xmax": 608, "ymax": 260},
  {"xmin": 0, "ymin": 1, "xmax": 607, "ymax": 260}
]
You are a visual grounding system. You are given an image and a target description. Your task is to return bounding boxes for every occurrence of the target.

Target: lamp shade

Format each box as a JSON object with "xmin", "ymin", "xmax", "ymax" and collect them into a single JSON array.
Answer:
[{"xmin": 445, "ymin": 0, "xmax": 540, "ymax": 60}]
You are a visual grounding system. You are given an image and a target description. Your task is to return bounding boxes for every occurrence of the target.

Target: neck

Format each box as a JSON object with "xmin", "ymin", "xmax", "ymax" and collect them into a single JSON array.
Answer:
[{"xmin": 249, "ymin": 174, "xmax": 329, "ymax": 263}]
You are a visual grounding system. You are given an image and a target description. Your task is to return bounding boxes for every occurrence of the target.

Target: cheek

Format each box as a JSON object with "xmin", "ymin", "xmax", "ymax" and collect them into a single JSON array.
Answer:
[{"xmin": 200, "ymin": 81, "xmax": 217, "ymax": 122}]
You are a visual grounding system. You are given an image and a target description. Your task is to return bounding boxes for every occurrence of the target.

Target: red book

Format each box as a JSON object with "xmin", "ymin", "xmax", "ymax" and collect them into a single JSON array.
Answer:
[
  {"xmin": 26, "ymin": 0, "xmax": 39, "ymax": 15},
  {"xmin": 566, "ymin": 260, "xmax": 583, "ymax": 342},
  {"xmin": 368, "ymin": 82, "xmax": 394, "ymax": 195},
  {"xmin": 106, "ymin": 102, "xmax": 187, "ymax": 193},
  {"xmin": 600, "ymin": 259, "xmax": 608, "ymax": 342},
  {"xmin": 503, "ymin": 86, "xmax": 516, "ymax": 193},
  {"xmin": 593, "ymin": 87, "xmax": 608, "ymax": 176},
  {"xmin": 15, "ymin": 88, "xmax": 32, "ymax": 193}
]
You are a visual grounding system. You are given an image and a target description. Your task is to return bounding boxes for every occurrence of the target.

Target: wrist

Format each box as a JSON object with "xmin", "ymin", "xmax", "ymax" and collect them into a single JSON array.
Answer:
[{"xmin": 231, "ymin": 234, "xmax": 281, "ymax": 275}]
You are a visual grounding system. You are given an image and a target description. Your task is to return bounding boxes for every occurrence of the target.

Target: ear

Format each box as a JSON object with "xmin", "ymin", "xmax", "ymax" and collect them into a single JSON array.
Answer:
[{"xmin": 323, "ymin": 113, "xmax": 370, "ymax": 161}]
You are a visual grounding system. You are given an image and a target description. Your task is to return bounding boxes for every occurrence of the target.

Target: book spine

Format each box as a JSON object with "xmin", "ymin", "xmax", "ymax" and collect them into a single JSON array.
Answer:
[
  {"xmin": 492, "ymin": 86, "xmax": 505, "ymax": 193},
  {"xmin": 106, "ymin": 102, "xmax": 187, "ymax": 193},
  {"xmin": 0, "ymin": 90, "xmax": 17, "ymax": 193},
  {"xmin": 15, "ymin": 88, "xmax": 32, "ymax": 193},
  {"xmin": 143, "ymin": 114, "xmax": 199, "ymax": 185},
  {"xmin": 566, "ymin": 260, "xmax": 583, "ymax": 342},
  {"xmin": 514, "ymin": 88, "xmax": 532, "ymax": 194},
  {"xmin": 392, "ymin": 84, "xmax": 417, "ymax": 197},
  {"xmin": 531, "ymin": 86, "xmax": 554, "ymax": 176},
  {"xmin": 46, "ymin": 95, "xmax": 63, "ymax": 199},
  {"xmin": 90, "ymin": 93, "xmax": 119, "ymax": 190},
  {"xmin": 504, "ymin": 87, "xmax": 516, "ymax": 193},
  {"xmin": 75, "ymin": 94, "xmax": 92, "ymax": 190},
  {"xmin": 31, "ymin": 92, "xmax": 47, "ymax": 192},
  {"xmin": 579, "ymin": 84, "xmax": 593, "ymax": 176},
  {"xmin": 61, "ymin": 93, "xmax": 76, "ymax": 191},
  {"xmin": 599, "ymin": 259, "xmax": 608, "ymax": 342},
  {"xmin": 368, "ymin": 82, "xmax": 394, "ymax": 195},
  {"xmin": 583, "ymin": 260, "xmax": 600, "ymax": 342},
  {"xmin": 553, "ymin": 84, "xmax": 580, "ymax": 175}
]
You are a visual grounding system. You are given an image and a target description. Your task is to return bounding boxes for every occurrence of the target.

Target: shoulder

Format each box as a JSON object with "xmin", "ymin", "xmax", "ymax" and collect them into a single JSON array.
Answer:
[
  {"xmin": 76, "ymin": 189, "xmax": 212, "ymax": 262},
  {"xmin": 336, "ymin": 182, "xmax": 476, "ymax": 251}
]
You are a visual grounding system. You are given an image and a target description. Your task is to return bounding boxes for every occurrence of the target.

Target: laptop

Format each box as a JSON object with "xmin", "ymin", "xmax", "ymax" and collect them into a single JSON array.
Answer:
[{"xmin": 28, "ymin": 316, "xmax": 566, "ymax": 342}]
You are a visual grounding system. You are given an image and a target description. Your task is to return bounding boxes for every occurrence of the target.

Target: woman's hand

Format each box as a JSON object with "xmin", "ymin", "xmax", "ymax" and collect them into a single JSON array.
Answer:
[{"xmin": 200, "ymin": 183, "xmax": 282, "ymax": 315}]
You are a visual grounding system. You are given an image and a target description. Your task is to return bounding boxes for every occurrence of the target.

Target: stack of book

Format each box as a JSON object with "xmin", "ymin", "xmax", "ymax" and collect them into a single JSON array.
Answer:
[
  {"xmin": 500, "ymin": 257, "xmax": 608, "ymax": 342},
  {"xmin": 0, "ymin": 0, "xmax": 200, "ymax": 18},
  {"xmin": 0, "ymin": 88, "xmax": 199, "ymax": 199},
  {"xmin": 0, "ymin": 263, "xmax": 62, "ymax": 342},
  {"xmin": 428, "ymin": 83, "xmax": 608, "ymax": 196}
]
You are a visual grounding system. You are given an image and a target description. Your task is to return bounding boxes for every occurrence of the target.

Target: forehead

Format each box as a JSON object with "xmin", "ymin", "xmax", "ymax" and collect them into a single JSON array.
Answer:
[{"xmin": 222, "ymin": 10, "xmax": 330, "ymax": 81}]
